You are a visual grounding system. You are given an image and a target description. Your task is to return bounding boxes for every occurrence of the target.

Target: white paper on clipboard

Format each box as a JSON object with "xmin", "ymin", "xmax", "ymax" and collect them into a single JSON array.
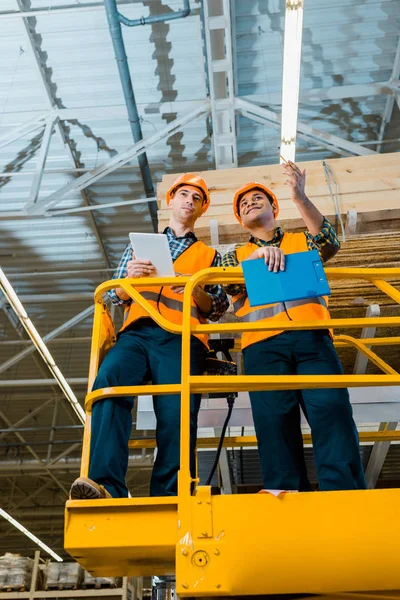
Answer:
[{"xmin": 129, "ymin": 232, "xmax": 175, "ymax": 277}]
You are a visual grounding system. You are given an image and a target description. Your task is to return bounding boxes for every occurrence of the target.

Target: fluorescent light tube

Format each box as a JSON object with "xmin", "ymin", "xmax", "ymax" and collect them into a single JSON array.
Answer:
[
  {"xmin": 280, "ymin": 0, "xmax": 304, "ymax": 163},
  {"xmin": 0, "ymin": 508, "xmax": 63, "ymax": 562},
  {"xmin": 0, "ymin": 268, "xmax": 86, "ymax": 424}
]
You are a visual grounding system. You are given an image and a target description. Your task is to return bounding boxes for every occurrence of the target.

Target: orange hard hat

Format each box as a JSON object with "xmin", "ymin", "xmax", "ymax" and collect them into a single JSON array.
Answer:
[
  {"xmin": 166, "ymin": 173, "xmax": 210, "ymax": 214},
  {"xmin": 233, "ymin": 181, "xmax": 279, "ymax": 225}
]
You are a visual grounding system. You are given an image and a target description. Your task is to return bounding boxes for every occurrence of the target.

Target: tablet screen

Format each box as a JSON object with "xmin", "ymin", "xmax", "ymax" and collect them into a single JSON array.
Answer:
[{"xmin": 129, "ymin": 233, "xmax": 175, "ymax": 277}]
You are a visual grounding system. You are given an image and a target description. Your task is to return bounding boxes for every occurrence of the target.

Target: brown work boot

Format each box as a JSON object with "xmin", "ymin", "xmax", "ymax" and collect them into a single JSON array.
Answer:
[{"xmin": 69, "ymin": 477, "xmax": 112, "ymax": 500}]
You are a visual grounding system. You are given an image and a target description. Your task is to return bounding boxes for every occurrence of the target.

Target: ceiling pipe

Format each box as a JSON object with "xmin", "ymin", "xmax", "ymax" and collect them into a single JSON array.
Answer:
[
  {"xmin": 117, "ymin": 0, "xmax": 190, "ymax": 26},
  {"xmin": 103, "ymin": 1, "xmax": 192, "ymax": 231}
]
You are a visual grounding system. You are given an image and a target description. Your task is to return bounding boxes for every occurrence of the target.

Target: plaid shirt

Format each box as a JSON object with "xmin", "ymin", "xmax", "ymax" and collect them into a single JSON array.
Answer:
[
  {"xmin": 222, "ymin": 217, "xmax": 340, "ymax": 297},
  {"xmin": 108, "ymin": 227, "xmax": 229, "ymax": 321}
]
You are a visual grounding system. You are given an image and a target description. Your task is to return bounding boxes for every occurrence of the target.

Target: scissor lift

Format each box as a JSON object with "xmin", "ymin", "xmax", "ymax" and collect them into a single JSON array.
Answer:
[{"xmin": 65, "ymin": 267, "xmax": 400, "ymax": 597}]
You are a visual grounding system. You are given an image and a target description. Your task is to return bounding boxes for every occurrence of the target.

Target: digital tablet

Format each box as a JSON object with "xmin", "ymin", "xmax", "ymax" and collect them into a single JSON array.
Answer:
[
  {"xmin": 241, "ymin": 249, "xmax": 331, "ymax": 307},
  {"xmin": 129, "ymin": 232, "xmax": 175, "ymax": 277}
]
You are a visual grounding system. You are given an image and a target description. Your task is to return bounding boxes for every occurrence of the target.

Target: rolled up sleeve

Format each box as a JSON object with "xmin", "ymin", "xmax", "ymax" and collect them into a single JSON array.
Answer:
[
  {"xmin": 202, "ymin": 252, "xmax": 230, "ymax": 321},
  {"xmin": 306, "ymin": 217, "xmax": 340, "ymax": 263}
]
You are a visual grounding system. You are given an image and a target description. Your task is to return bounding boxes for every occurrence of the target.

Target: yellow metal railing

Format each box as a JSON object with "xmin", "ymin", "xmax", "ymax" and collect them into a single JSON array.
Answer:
[{"xmin": 81, "ymin": 267, "xmax": 400, "ymax": 497}]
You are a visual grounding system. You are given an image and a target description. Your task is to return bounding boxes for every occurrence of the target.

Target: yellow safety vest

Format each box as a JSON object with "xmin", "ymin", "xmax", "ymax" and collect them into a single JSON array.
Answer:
[
  {"xmin": 120, "ymin": 241, "xmax": 216, "ymax": 347},
  {"xmin": 233, "ymin": 232, "xmax": 331, "ymax": 350}
]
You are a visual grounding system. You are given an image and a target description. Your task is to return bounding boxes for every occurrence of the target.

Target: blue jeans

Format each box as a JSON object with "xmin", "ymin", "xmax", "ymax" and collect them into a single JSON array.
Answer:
[
  {"xmin": 243, "ymin": 330, "xmax": 366, "ymax": 491},
  {"xmin": 88, "ymin": 319, "xmax": 206, "ymax": 497}
]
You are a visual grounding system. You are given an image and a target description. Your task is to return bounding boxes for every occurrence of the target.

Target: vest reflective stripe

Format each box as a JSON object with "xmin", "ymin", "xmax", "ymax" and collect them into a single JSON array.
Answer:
[
  {"xmin": 123, "ymin": 290, "xmax": 201, "ymax": 322},
  {"xmin": 239, "ymin": 297, "xmax": 328, "ymax": 323},
  {"xmin": 119, "ymin": 240, "xmax": 216, "ymax": 347},
  {"xmin": 233, "ymin": 233, "xmax": 331, "ymax": 349},
  {"xmin": 233, "ymin": 294, "xmax": 246, "ymax": 312}
]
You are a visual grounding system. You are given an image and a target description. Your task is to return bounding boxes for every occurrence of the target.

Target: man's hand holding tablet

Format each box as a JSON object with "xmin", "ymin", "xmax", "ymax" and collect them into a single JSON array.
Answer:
[
  {"xmin": 129, "ymin": 233, "xmax": 175, "ymax": 278},
  {"xmin": 126, "ymin": 253, "xmax": 156, "ymax": 278}
]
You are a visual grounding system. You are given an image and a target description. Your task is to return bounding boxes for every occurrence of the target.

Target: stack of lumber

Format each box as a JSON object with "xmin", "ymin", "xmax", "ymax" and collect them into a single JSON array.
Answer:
[{"xmin": 158, "ymin": 152, "xmax": 400, "ymax": 243}]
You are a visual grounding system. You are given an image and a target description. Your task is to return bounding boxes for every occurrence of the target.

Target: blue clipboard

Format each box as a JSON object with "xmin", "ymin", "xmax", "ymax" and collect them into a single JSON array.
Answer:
[{"xmin": 241, "ymin": 249, "xmax": 331, "ymax": 308}]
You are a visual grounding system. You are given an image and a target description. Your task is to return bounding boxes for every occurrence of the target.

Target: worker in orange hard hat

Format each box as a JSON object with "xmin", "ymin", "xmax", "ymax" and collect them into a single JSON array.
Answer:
[
  {"xmin": 232, "ymin": 181, "xmax": 280, "ymax": 225},
  {"xmin": 166, "ymin": 173, "xmax": 211, "ymax": 214},
  {"xmin": 70, "ymin": 173, "xmax": 229, "ymax": 500},
  {"xmin": 222, "ymin": 160, "xmax": 366, "ymax": 492}
]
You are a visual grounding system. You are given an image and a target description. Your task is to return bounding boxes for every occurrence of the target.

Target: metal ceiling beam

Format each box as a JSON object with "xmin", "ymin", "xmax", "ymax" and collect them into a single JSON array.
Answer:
[
  {"xmin": 1, "ymin": 305, "xmax": 78, "ymax": 425},
  {"xmin": 0, "ymin": 112, "xmax": 51, "ymax": 150},
  {"xmin": 245, "ymin": 81, "xmax": 400, "ymax": 106},
  {"xmin": 10, "ymin": 293, "xmax": 93, "ymax": 302},
  {"xmin": 0, "ymin": 398, "xmax": 54, "ymax": 443},
  {"xmin": 8, "ymin": 481, "xmax": 54, "ymax": 514},
  {"xmin": 0, "ymin": 336, "xmax": 91, "ymax": 346},
  {"xmin": 0, "ymin": 454, "xmax": 152, "ymax": 472},
  {"xmin": 377, "ymin": 35, "xmax": 400, "ymax": 152},
  {"xmin": 0, "ymin": 409, "xmax": 68, "ymax": 496},
  {"xmin": 237, "ymin": 108, "xmax": 351, "ymax": 158},
  {"xmin": 203, "ymin": 0, "xmax": 237, "ymax": 169},
  {"xmin": 4, "ymin": 80, "xmax": 399, "ymax": 127},
  {"xmin": 0, "ymin": 378, "xmax": 88, "ymax": 387},
  {"xmin": 235, "ymin": 97, "xmax": 376, "ymax": 157},
  {"xmin": 2, "ymin": 100, "xmax": 206, "ymax": 125},
  {"xmin": 0, "ymin": 1, "xmax": 137, "ymax": 19},
  {"xmin": 28, "ymin": 116, "xmax": 57, "ymax": 205},
  {"xmin": 47, "ymin": 195, "xmax": 157, "ymax": 217},
  {"xmin": 0, "ymin": 305, "xmax": 94, "ymax": 375},
  {"xmin": 16, "ymin": 0, "xmax": 112, "ymax": 269},
  {"xmin": 7, "ymin": 267, "xmax": 114, "ymax": 278},
  {"xmin": 0, "ymin": 270, "xmax": 85, "ymax": 424},
  {"xmin": 23, "ymin": 101, "xmax": 210, "ymax": 215}
]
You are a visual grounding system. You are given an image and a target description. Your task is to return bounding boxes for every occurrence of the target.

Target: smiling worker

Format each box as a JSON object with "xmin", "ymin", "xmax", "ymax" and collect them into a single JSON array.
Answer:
[
  {"xmin": 222, "ymin": 161, "xmax": 366, "ymax": 492},
  {"xmin": 70, "ymin": 174, "xmax": 229, "ymax": 499}
]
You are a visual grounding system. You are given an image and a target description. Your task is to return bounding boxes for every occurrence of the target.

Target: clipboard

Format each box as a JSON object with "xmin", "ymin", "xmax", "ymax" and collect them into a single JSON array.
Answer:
[{"xmin": 241, "ymin": 249, "xmax": 331, "ymax": 307}]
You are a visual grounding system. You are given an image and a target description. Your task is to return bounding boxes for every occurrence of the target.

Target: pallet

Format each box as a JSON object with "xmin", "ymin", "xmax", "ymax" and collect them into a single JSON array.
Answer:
[
  {"xmin": 81, "ymin": 582, "xmax": 117, "ymax": 590},
  {"xmin": 44, "ymin": 583, "xmax": 79, "ymax": 591},
  {"xmin": 0, "ymin": 586, "xmax": 27, "ymax": 592}
]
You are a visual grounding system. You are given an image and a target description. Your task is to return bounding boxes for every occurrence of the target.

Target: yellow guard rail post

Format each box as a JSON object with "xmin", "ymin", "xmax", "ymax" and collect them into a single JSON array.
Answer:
[{"xmin": 65, "ymin": 267, "xmax": 400, "ymax": 597}]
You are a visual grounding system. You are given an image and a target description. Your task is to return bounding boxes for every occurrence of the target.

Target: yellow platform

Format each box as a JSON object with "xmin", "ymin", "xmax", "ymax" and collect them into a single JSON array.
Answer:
[
  {"xmin": 65, "ymin": 497, "xmax": 177, "ymax": 576},
  {"xmin": 65, "ymin": 268, "xmax": 400, "ymax": 597},
  {"xmin": 65, "ymin": 487, "xmax": 400, "ymax": 595}
]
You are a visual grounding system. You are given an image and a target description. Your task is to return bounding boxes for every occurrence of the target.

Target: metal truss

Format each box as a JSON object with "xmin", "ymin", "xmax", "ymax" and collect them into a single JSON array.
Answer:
[
  {"xmin": 15, "ymin": 0, "xmax": 112, "ymax": 267},
  {"xmin": 245, "ymin": 80, "xmax": 400, "ymax": 106},
  {"xmin": 0, "ymin": 3, "xmax": 399, "ymax": 225},
  {"xmin": 0, "ymin": 408, "xmax": 68, "ymax": 497},
  {"xmin": 203, "ymin": 0, "xmax": 237, "ymax": 169},
  {"xmin": 0, "ymin": 275, "xmax": 86, "ymax": 424},
  {"xmin": 0, "ymin": 94, "xmax": 383, "ymax": 219},
  {"xmin": 22, "ymin": 102, "xmax": 210, "ymax": 215},
  {"xmin": 0, "ymin": 1, "xmax": 149, "ymax": 20},
  {"xmin": 0, "ymin": 305, "xmax": 94, "ymax": 375},
  {"xmin": 235, "ymin": 97, "xmax": 377, "ymax": 157}
]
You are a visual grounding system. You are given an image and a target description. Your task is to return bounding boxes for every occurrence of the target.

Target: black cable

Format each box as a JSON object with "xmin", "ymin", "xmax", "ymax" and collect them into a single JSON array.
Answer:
[
  {"xmin": 240, "ymin": 426, "xmax": 245, "ymax": 484},
  {"xmin": 205, "ymin": 395, "xmax": 235, "ymax": 486},
  {"xmin": 283, "ymin": 301, "xmax": 293, "ymax": 321}
]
